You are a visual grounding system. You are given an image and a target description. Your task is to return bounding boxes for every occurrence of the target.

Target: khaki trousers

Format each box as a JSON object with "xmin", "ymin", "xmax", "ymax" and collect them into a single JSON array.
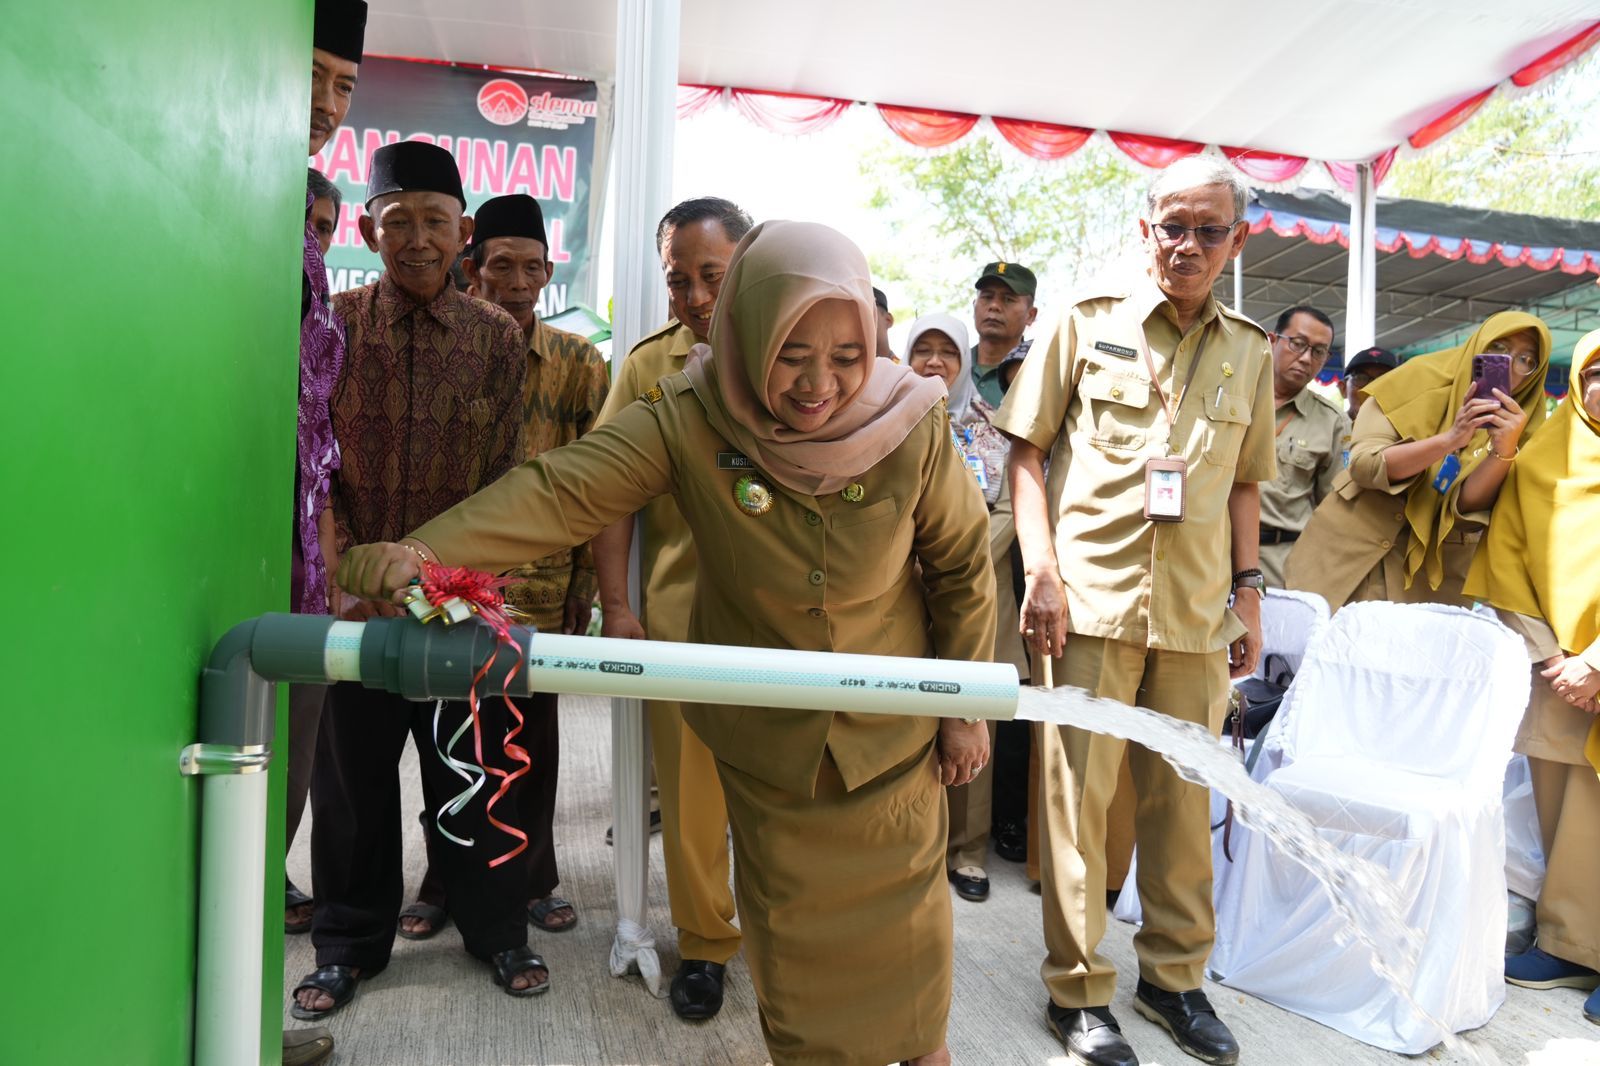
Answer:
[
  {"xmin": 1037, "ymin": 634, "xmax": 1230, "ymax": 1007},
  {"xmin": 1259, "ymin": 540, "xmax": 1292, "ymax": 590},
  {"xmin": 719, "ymin": 742, "xmax": 951, "ymax": 1066},
  {"xmin": 946, "ymin": 720, "xmax": 999, "ymax": 870},
  {"xmin": 1529, "ymin": 755, "xmax": 1600, "ymax": 971},
  {"xmin": 650, "ymin": 699, "xmax": 741, "ymax": 964}
]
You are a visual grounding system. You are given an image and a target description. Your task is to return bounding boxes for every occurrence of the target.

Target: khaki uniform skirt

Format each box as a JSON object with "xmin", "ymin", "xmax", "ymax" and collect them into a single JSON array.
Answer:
[
  {"xmin": 719, "ymin": 741, "xmax": 951, "ymax": 1065},
  {"xmin": 1516, "ymin": 672, "xmax": 1600, "ymax": 971}
]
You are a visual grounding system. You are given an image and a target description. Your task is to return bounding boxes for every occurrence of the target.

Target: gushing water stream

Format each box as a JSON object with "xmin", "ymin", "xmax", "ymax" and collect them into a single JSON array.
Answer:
[{"xmin": 1016, "ymin": 685, "xmax": 1502, "ymax": 1065}]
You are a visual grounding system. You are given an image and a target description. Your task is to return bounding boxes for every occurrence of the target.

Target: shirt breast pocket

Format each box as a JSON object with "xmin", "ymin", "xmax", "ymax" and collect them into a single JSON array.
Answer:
[
  {"xmin": 1201, "ymin": 389, "xmax": 1252, "ymax": 466},
  {"xmin": 1079, "ymin": 370, "xmax": 1151, "ymax": 451}
]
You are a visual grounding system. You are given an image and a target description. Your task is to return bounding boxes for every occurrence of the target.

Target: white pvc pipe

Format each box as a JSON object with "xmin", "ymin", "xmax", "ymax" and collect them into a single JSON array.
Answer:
[
  {"xmin": 193, "ymin": 771, "xmax": 268, "ymax": 1066},
  {"xmin": 322, "ymin": 623, "xmax": 1020, "ymax": 720}
]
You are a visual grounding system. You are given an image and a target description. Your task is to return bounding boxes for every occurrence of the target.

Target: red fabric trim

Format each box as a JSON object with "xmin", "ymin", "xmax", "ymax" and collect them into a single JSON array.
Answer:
[
  {"xmin": 676, "ymin": 84, "xmax": 723, "ymax": 120},
  {"xmin": 1221, "ymin": 147, "xmax": 1309, "ymax": 183},
  {"xmin": 1106, "ymin": 131, "xmax": 1204, "ymax": 169},
  {"xmin": 1512, "ymin": 22, "xmax": 1600, "ymax": 86},
  {"xmin": 1250, "ymin": 210, "xmax": 1600, "ymax": 275},
  {"xmin": 1325, "ymin": 147, "xmax": 1397, "ymax": 192},
  {"xmin": 1408, "ymin": 88, "xmax": 1494, "ymax": 151},
  {"xmin": 992, "ymin": 117, "xmax": 1093, "ymax": 160},
  {"xmin": 877, "ymin": 104, "xmax": 980, "ymax": 148},
  {"xmin": 729, "ymin": 88, "xmax": 852, "ymax": 136}
]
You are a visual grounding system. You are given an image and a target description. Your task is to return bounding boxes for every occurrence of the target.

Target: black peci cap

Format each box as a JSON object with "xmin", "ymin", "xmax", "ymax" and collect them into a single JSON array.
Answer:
[
  {"xmin": 470, "ymin": 194, "xmax": 549, "ymax": 251},
  {"xmin": 365, "ymin": 141, "xmax": 466, "ymax": 209},
  {"xmin": 313, "ymin": 0, "xmax": 367, "ymax": 65}
]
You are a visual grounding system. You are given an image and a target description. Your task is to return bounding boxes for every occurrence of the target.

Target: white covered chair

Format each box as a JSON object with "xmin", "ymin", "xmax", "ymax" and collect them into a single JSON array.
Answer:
[
  {"xmin": 1208, "ymin": 602, "xmax": 1530, "ymax": 1053},
  {"xmin": 1111, "ymin": 588, "xmax": 1330, "ymax": 926}
]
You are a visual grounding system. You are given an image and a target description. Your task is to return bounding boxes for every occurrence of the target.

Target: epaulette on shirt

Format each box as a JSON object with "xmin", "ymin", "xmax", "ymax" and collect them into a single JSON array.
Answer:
[
  {"xmin": 629, "ymin": 319, "xmax": 684, "ymax": 356},
  {"xmin": 641, "ymin": 370, "xmax": 694, "ymax": 405},
  {"xmin": 1216, "ymin": 301, "xmax": 1269, "ymax": 339},
  {"xmin": 1306, "ymin": 388, "xmax": 1347, "ymax": 416}
]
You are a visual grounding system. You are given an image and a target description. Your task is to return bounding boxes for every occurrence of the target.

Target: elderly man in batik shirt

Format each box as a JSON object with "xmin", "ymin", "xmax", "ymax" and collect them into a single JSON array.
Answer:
[
  {"xmin": 293, "ymin": 140, "xmax": 541, "ymax": 1020},
  {"xmin": 398, "ymin": 193, "xmax": 608, "ymax": 940}
]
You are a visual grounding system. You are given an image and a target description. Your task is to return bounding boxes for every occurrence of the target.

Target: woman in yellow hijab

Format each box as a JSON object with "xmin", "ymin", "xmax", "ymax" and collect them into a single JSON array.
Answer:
[
  {"xmin": 1286, "ymin": 311, "xmax": 1551, "ymax": 609},
  {"xmin": 1467, "ymin": 331, "xmax": 1600, "ymax": 1024}
]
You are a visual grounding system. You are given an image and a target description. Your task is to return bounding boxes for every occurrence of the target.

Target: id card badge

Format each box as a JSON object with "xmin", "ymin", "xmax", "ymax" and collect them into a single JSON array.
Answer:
[
  {"xmin": 1144, "ymin": 456, "xmax": 1188, "ymax": 522},
  {"xmin": 1432, "ymin": 453, "xmax": 1462, "ymax": 494}
]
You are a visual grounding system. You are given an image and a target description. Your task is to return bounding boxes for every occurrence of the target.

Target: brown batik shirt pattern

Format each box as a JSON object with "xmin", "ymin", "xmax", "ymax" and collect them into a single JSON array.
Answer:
[
  {"xmin": 330, "ymin": 274, "xmax": 526, "ymax": 551},
  {"xmin": 500, "ymin": 316, "xmax": 611, "ymax": 631}
]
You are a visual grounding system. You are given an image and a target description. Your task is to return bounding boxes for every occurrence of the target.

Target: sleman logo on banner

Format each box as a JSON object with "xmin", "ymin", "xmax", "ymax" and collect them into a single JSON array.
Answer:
[{"xmin": 478, "ymin": 78, "xmax": 529, "ymax": 125}]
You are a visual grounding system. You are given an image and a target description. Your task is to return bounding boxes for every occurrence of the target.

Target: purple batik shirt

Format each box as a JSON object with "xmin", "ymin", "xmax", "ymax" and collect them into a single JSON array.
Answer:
[{"xmin": 294, "ymin": 190, "xmax": 345, "ymax": 615}]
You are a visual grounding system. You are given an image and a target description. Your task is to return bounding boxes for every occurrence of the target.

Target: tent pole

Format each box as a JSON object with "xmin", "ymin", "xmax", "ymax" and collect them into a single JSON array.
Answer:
[
  {"xmin": 607, "ymin": 0, "xmax": 679, "ymax": 998},
  {"xmin": 1345, "ymin": 162, "xmax": 1377, "ymax": 350},
  {"xmin": 1233, "ymin": 245, "xmax": 1244, "ymax": 314}
]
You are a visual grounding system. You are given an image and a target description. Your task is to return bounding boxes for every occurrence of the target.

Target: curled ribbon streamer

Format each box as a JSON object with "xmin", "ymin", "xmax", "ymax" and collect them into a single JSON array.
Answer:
[
  {"xmin": 419, "ymin": 562, "xmax": 536, "ymax": 868},
  {"xmin": 432, "ymin": 698, "xmax": 485, "ymax": 848}
]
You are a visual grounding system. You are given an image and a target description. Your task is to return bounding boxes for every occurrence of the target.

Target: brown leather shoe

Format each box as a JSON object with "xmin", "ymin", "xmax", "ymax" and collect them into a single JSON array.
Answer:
[{"xmin": 282, "ymin": 1027, "xmax": 334, "ymax": 1066}]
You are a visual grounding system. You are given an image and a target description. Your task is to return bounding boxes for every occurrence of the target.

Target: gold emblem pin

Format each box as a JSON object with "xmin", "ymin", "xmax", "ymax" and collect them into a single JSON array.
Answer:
[
  {"xmin": 997, "ymin": 263, "xmax": 1007, "ymax": 274},
  {"xmin": 733, "ymin": 474, "xmax": 772, "ymax": 516},
  {"xmin": 643, "ymin": 385, "xmax": 664, "ymax": 404},
  {"xmin": 1221, "ymin": 362, "xmax": 1234, "ymax": 378},
  {"xmin": 841, "ymin": 483, "xmax": 865, "ymax": 503}
]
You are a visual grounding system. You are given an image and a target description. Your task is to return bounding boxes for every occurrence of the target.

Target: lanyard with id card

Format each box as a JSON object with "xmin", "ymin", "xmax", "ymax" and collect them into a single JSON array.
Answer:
[{"xmin": 1138, "ymin": 323, "xmax": 1213, "ymax": 523}]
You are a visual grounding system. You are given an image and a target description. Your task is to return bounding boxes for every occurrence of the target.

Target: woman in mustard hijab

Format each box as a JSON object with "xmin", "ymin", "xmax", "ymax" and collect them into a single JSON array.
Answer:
[
  {"xmin": 1287, "ymin": 311, "xmax": 1551, "ymax": 609},
  {"xmin": 337, "ymin": 221, "xmax": 995, "ymax": 1066},
  {"xmin": 1468, "ymin": 331, "xmax": 1600, "ymax": 1024}
]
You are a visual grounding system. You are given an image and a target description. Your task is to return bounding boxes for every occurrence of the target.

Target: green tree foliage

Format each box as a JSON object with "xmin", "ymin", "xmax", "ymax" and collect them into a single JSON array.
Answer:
[
  {"xmin": 1387, "ymin": 52, "xmax": 1600, "ymax": 219},
  {"xmin": 859, "ymin": 135, "xmax": 1148, "ymax": 315}
]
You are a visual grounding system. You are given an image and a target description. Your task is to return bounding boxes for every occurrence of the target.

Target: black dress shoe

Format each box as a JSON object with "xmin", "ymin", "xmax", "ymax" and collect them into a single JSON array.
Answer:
[
  {"xmin": 948, "ymin": 867, "xmax": 990, "ymax": 902},
  {"xmin": 1133, "ymin": 980, "xmax": 1239, "ymax": 1065},
  {"xmin": 670, "ymin": 959, "xmax": 726, "ymax": 1020},
  {"xmin": 993, "ymin": 819, "xmax": 1027, "ymax": 863},
  {"xmin": 1046, "ymin": 1003, "xmax": 1138, "ymax": 1066}
]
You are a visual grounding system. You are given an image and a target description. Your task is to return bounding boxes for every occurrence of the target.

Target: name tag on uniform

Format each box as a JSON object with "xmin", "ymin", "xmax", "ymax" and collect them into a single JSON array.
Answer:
[
  {"xmin": 1144, "ymin": 457, "xmax": 1187, "ymax": 522},
  {"xmin": 1094, "ymin": 340, "xmax": 1138, "ymax": 359},
  {"xmin": 716, "ymin": 452, "xmax": 754, "ymax": 470}
]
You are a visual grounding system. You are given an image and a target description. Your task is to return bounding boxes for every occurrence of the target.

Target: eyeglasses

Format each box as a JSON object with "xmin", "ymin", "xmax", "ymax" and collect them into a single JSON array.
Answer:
[
  {"xmin": 1483, "ymin": 339, "xmax": 1541, "ymax": 374},
  {"xmin": 1150, "ymin": 219, "xmax": 1243, "ymax": 249},
  {"xmin": 1279, "ymin": 334, "xmax": 1331, "ymax": 361}
]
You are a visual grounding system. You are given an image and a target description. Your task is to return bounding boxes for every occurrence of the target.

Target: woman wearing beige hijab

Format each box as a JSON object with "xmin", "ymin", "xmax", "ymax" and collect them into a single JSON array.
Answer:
[
  {"xmin": 1287, "ymin": 311, "xmax": 1551, "ymax": 609},
  {"xmin": 337, "ymin": 221, "xmax": 996, "ymax": 1065}
]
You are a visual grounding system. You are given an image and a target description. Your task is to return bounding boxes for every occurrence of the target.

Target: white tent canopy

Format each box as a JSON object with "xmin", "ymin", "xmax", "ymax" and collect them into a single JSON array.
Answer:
[{"xmin": 366, "ymin": 0, "xmax": 1599, "ymax": 163}]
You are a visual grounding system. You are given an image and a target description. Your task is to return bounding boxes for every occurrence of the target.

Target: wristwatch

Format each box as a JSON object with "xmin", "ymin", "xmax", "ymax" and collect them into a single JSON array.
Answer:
[{"xmin": 1231, "ymin": 568, "xmax": 1266, "ymax": 596}]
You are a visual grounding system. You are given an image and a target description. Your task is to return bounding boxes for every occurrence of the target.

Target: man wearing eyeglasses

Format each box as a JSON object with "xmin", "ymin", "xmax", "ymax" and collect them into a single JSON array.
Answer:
[
  {"xmin": 1257, "ymin": 307, "xmax": 1350, "ymax": 589},
  {"xmin": 997, "ymin": 155, "xmax": 1275, "ymax": 1066}
]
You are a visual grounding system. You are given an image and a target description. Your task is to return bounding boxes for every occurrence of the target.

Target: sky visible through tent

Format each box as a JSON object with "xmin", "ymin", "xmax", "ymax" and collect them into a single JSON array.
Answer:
[{"xmin": 593, "ymin": 51, "xmax": 1600, "ymax": 358}]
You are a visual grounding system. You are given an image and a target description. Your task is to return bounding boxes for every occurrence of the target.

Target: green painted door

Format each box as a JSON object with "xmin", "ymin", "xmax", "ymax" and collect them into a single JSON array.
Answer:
[{"xmin": 0, "ymin": 2, "xmax": 307, "ymax": 1063}]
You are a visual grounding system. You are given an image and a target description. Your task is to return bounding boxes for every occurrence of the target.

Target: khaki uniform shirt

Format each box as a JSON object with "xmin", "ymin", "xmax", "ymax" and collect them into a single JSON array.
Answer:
[
  {"xmin": 993, "ymin": 272, "xmax": 1277, "ymax": 654},
  {"xmin": 1259, "ymin": 387, "xmax": 1349, "ymax": 534},
  {"xmin": 500, "ymin": 317, "xmax": 611, "ymax": 631},
  {"xmin": 1285, "ymin": 403, "xmax": 1488, "ymax": 609},
  {"xmin": 595, "ymin": 320, "xmax": 699, "ymax": 642},
  {"xmin": 412, "ymin": 373, "xmax": 996, "ymax": 796}
]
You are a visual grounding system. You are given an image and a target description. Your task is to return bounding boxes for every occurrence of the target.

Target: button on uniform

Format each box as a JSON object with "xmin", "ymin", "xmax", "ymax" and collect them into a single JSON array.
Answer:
[
  {"xmin": 808, "ymin": 607, "xmax": 826, "ymax": 618},
  {"xmin": 805, "ymin": 511, "xmax": 821, "ymax": 526},
  {"xmin": 808, "ymin": 569, "xmax": 825, "ymax": 586}
]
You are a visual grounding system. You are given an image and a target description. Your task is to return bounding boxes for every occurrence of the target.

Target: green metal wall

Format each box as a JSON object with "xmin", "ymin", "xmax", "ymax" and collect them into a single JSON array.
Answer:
[{"xmin": 0, "ymin": 3, "xmax": 306, "ymax": 1063}]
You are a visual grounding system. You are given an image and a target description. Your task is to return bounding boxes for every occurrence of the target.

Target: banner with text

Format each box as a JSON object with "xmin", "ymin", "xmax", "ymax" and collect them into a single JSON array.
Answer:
[{"xmin": 311, "ymin": 57, "xmax": 602, "ymax": 317}]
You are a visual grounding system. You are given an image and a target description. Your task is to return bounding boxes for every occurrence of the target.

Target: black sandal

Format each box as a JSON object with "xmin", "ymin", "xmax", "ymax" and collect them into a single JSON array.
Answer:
[
  {"xmin": 396, "ymin": 901, "xmax": 449, "ymax": 941},
  {"xmin": 527, "ymin": 895, "xmax": 578, "ymax": 932},
  {"xmin": 490, "ymin": 945, "xmax": 550, "ymax": 997},
  {"xmin": 285, "ymin": 883, "xmax": 314, "ymax": 936},
  {"xmin": 290, "ymin": 965, "xmax": 361, "ymax": 1020}
]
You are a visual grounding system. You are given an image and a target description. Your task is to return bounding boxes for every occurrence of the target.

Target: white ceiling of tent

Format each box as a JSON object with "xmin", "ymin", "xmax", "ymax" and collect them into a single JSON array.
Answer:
[{"xmin": 362, "ymin": 0, "xmax": 1600, "ymax": 162}]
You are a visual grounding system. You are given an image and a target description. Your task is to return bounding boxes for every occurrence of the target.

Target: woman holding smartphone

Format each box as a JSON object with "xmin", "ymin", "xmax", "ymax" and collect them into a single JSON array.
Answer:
[
  {"xmin": 1287, "ymin": 311, "xmax": 1550, "ymax": 610},
  {"xmin": 1467, "ymin": 330, "xmax": 1600, "ymax": 1024}
]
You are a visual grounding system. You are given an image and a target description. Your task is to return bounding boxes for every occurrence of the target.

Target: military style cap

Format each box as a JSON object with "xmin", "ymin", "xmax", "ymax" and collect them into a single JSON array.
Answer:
[
  {"xmin": 365, "ymin": 141, "xmax": 466, "ymax": 209},
  {"xmin": 314, "ymin": 0, "xmax": 368, "ymax": 65},
  {"xmin": 975, "ymin": 261, "xmax": 1037, "ymax": 297},
  {"xmin": 1345, "ymin": 346, "xmax": 1400, "ymax": 375},
  {"xmin": 872, "ymin": 286, "xmax": 889, "ymax": 312}
]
